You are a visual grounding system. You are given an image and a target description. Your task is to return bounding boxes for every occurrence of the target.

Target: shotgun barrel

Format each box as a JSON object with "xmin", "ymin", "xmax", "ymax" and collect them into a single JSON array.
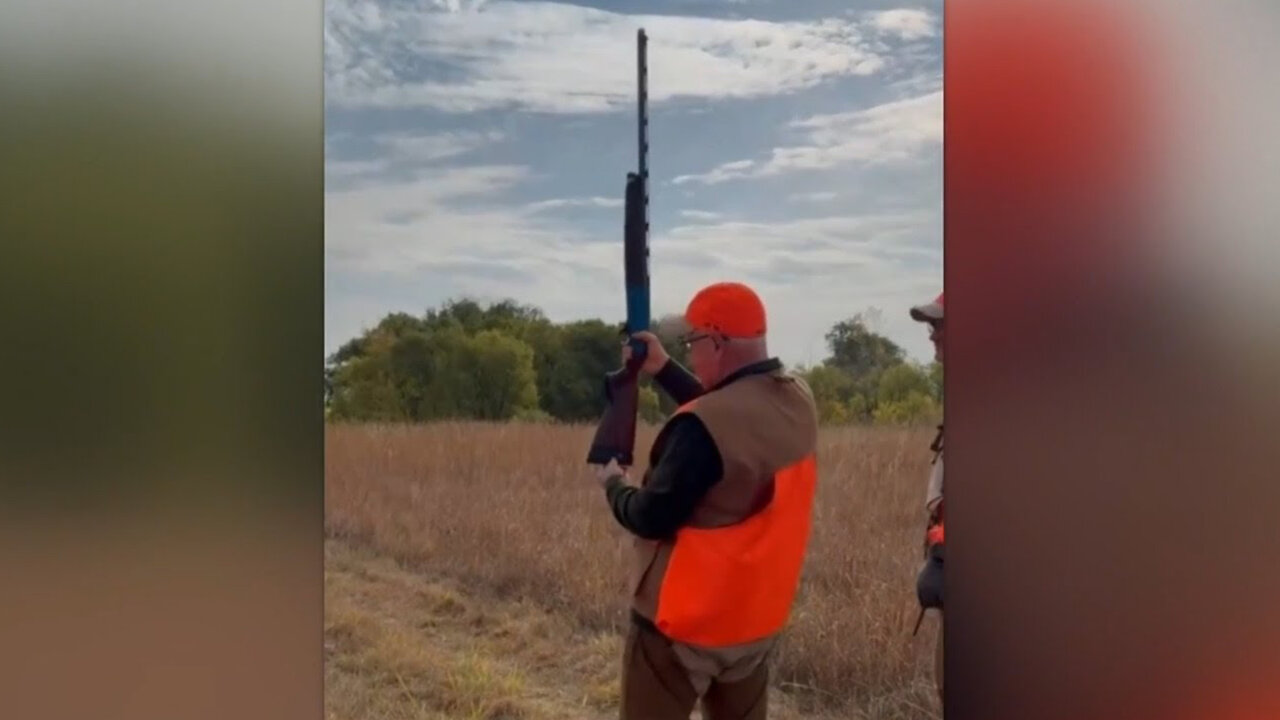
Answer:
[{"xmin": 585, "ymin": 28, "xmax": 651, "ymax": 467}]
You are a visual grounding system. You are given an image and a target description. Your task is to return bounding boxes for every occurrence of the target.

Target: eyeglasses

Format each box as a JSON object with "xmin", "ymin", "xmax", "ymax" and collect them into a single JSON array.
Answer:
[{"xmin": 679, "ymin": 332, "xmax": 714, "ymax": 348}]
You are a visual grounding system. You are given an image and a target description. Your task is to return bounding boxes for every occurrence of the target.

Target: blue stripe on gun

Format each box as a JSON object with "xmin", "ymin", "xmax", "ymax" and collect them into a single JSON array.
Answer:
[{"xmin": 626, "ymin": 285, "xmax": 649, "ymax": 360}]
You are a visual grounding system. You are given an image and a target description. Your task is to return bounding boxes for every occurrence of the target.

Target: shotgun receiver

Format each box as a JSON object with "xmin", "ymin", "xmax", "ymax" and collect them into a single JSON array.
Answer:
[{"xmin": 586, "ymin": 28, "xmax": 650, "ymax": 467}]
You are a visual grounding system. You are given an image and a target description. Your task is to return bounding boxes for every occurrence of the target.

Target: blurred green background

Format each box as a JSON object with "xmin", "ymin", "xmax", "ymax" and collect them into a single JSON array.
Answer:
[{"xmin": 0, "ymin": 11, "xmax": 321, "ymax": 516}]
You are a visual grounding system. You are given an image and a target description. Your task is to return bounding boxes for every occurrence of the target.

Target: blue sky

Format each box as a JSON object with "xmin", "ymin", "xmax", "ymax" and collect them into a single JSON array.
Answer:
[{"xmin": 325, "ymin": 0, "xmax": 942, "ymax": 368}]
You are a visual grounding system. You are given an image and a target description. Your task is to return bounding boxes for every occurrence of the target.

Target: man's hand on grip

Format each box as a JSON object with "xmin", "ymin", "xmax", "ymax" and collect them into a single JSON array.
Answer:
[
  {"xmin": 593, "ymin": 457, "xmax": 627, "ymax": 487},
  {"xmin": 622, "ymin": 331, "xmax": 669, "ymax": 376}
]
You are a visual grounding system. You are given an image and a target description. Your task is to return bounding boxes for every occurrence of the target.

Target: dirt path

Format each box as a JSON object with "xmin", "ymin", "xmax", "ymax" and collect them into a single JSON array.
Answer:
[{"xmin": 325, "ymin": 540, "xmax": 847, "ymax": 720}]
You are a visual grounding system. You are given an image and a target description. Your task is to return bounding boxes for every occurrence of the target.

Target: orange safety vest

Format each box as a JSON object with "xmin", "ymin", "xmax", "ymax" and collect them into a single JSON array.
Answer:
[
  {"xmin": 649, "ymin": 401, "xmax": 818, "ymax": 648},
  {"xmin": 926, "ymin": 508, "xmax": 945, "ymax": 548}
]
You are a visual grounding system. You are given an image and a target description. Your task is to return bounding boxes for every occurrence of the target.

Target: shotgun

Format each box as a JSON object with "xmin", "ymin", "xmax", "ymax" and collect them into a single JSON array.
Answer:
[{"xmin": 586, "ymin": 28, "xmax": 649, "ymax": 467}]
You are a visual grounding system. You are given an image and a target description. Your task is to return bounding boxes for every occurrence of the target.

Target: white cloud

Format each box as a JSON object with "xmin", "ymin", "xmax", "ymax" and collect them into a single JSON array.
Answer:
[
  {"xmin": 648, "ymin": 213, "xmax": 941, "ymax": 365},
  {"xmin": 788, "ymin": 191, "xmax": 839, "ymax": 203},
  {"xmin": 325, "ymin": 164, "xmax": 627, "ymax": 319},
  {"xmin": 326, "ymin": 163, "xmax": 654, "ymax": 366},
  {"xmin": 525, "ymin": 196, "xmax": 624, "ymax": 212},
  {"xmin": 660, "ymin": 213, "xmax": 937, "ymax": 271},
  {"xmin": 326, "ymin": 158, "xmax": 390, "ymax": 181},
  {"xmin": 673, "ymin": 159, "xmax": 756, "ymax": 185},
  {"xmin": 673, "ymin": 89, "xmax": 941, "ymax": 184},
  {"xmin": 326, "ymin": 130, "xmax": 507, "ymax": 188},
  {"xmin": 326, "ymin": 0, "xmax": 891, "ymax": 113},
  {"xmin": 679, "ymin": 209, "xmax": 723, "ymax": 221},
  {"xmin": 329, "ymin": 166, "xmax": 527, "ymax": 266},
  {"xmin": 646, "ymin": 213, "xmax": 939, "ymax": 308},
  {"xmin": 326, "ymin": 159, "xmax": 941, "ymax": 364},
  {"xmin": 868, "ymin": 9, "xmax": 937, "ymax": 41},
  {"xmin": 431, "ymin": 0, "xmax": 491, "ymax": 11},
  {"xmin": 374, "ymin": 130, "xmax": 505, "ymax": 163}
]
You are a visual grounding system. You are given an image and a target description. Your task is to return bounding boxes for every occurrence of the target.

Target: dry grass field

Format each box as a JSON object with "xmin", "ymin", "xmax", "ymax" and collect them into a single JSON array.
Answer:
[{"xmin": 325, "ymin": 421, "xmax": 942, "ymax": 720}]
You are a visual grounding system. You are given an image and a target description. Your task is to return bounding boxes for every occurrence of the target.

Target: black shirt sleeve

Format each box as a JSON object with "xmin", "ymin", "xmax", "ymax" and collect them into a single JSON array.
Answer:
[
  {"xmin": 653, "ymin": 359, "xmax": 704, "ymax": 406},
  {"xmin": 602, "ymin": 414, "xmax": 723, "ymax": 540}
]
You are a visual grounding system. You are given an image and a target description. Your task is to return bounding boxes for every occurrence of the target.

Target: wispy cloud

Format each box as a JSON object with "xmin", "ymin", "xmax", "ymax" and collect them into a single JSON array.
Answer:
[
  {"xmin": 327, "ymin": 164, "xmax": 941, "ymax": 364},
  {"xmin": 662, "ymin": 213, "xmax": 938, "ymax": 267},
  {"xmin": 327, "ymin": 159, "xmax": 391, "ymax": 181},
  {"xmin": 672, "ymin": 89, "xmax": 941, "ymax": 184},
  {"xmin": 788, "ymin": 191, "xmax": 839, "ymax": 204},
  {"xmin": 326, "ymin": 0, "xmax": 892, "ymax": 113},
  {"xmin": 326, "ymin": 130, "xmax": 506, "ymax": 187},
  {"xmin": 672, "ymin": 159, "xmax": 756, "ymax": 186},
  {"xmin": 651, "ymin": 212, "xmax": 939, "ymax": 294},
  {"xmin": 867, "ymin": 9, "xmax": 938, "ymax": 41},
  {"xmin": 679, "ymin": 209, "xmax": 723, "ymax": 221},
  {"xmin": 325, "ymin": 159, "xmax": 632, "ymax": 319},
  {"xmin": 651, "ymin": 212, "xmax": 941, "ymax": 365},
  {"xmin": 431, "ymin": 0, "xmax": 491, "ymax": 11},
  {"xmin": 525, "ymin": 196, "xmax": 624, "ymax": 212},
  {"xmin": 374, "ymin": 130, "xmax": 505, "ymax": 163},
  {"xmin": 327, "ymin": 164, "xmax": 538, "ymax": 272}
]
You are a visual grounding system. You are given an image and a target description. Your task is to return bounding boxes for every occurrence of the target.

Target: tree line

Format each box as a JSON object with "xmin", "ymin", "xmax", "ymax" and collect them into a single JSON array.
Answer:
[{"xmin": 325, "ymin": 298, "xmax": 941, "ymax": 426}]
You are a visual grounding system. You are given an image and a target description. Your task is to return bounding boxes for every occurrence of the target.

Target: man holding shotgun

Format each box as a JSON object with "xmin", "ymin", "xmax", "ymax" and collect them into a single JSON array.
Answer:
[
  {"xmin": 582, "ymin": 29, "xmax": 818, "ymax": 719},
  {"xmin": 591, "ymin": 281, "xmax": 819, "ymax": 720}
]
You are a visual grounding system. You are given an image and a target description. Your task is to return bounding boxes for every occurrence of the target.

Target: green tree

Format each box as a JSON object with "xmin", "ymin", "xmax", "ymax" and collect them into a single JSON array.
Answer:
[
  {"xmin": 375, "ymin": 311, "xmax": 427, "ymax": 338},
  {"xmin": 872, "ymin": 391, "xmax": 939, "ymax": 425},
  {"xmin": 479, "ymin": 298, "xmax": 547, "ymax": 335},
  {"xmin": 876, "ymin": 363, "xmax": 935, "ymax": 406},
  {"xmin": 824, "ymin": 312, "xmax": 906, "ymax": 381},
  {"xmin": 538, "ymin": 319, "xmax": 621, "ymax": 421},
  {"xmin": 412, "ymin": 324, "xmax": 472, "ymax": 419},
  {"xmin": 325, "ymin": 313, "xmax": 427, "ymax": 412},
  {"xmin": 423, "ymin": 297, "xmax": 545, "ymax": 337},
  {"xmin": 506, "ymin": 316, "xmax": 564, "ymax": 419},
  {"xmin": 800, "ymin": 364, "xmax": 859, "ymax": 424},
  {"xmin": 327, "ymin": 351, "xmax": 402, "ymax": 421},
  {"xmin": 422, "ymin": 298, "xmax": 486, "ymax": 335},
  {"xmin": 847, "ymin": 392, "xmax": 871, "ymax": 421},
  {"xmin": 455, "ymin": 330, "xmax": 540, "ymax": 420},
  {"xmin": 326, "ymin": 299, "xmax": 950, "ymax": 427},
  {"xmin": 388, "ymin": 331, "xmax": 434, "ymax": 420},
  {"xmin": 928, "ymin": 361, "xmax": 943, "ymax": 401},
  {"xmin": 327, "ymin": 335, "xmax": 367, "ymax": 367},
  {"xmin": 819, "ymin": 399, "xmax": 850, "ymax": 424},
  {"xmin": 639, "ymin": 386, "xmax": 663, "ymax": 424}
]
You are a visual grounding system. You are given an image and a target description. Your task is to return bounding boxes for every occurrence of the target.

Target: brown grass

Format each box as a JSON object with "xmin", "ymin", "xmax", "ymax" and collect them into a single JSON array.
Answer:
[
  {"xmin": 326, "ymin": 421, "xmax": 941, "ymax": 719},
  {"xmin": 326, "ymin": 539, "xmax": 845, "ymax": 720}
]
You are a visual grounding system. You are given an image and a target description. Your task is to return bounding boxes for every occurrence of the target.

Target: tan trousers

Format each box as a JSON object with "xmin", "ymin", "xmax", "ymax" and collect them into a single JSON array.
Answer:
[{"xmin": 620, "ymin": 621, "xmax": 769, "ymax": 720}]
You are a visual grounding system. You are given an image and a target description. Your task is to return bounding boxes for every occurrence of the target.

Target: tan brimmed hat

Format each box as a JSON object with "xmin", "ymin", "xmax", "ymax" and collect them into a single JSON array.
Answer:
[{"xmin": 909, "ymin": 291, "xmax": 944, "ymax": 322}]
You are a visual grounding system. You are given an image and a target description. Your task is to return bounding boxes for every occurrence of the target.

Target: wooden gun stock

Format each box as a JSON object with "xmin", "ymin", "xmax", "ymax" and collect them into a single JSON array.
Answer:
[{"xmin": 585, "ymin": 356, "xmax": 643, "ymax": 466}]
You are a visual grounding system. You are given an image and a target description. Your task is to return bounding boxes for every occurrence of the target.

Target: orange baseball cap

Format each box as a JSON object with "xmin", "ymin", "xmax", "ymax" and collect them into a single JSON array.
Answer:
[{"xmin": 684, "ymin": 282, "xmax": 767, "ymax": 338}]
